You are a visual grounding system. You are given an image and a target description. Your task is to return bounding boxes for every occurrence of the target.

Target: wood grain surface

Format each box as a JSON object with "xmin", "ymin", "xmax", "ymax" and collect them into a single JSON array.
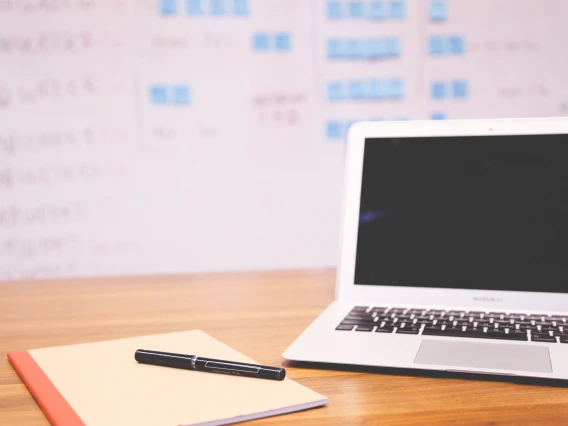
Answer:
[{"xmin": 2, "ymin": 269, "xmax": 568, "ymax": 425}]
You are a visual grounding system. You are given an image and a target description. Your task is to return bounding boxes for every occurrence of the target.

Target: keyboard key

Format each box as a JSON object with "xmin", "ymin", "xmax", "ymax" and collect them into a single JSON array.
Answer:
[
  {"xmin": 396, "ymin": 314, "xmax": 413, "ymax": 320},
  {"xmin": 531, "ymin": 334, "xmax": 556, "ymax": 343},
  {"xmin": 340, "ymin": 320, "xmax": 373, "ymax": 325},
  {"xmin": 523, "ymin": 314, "xmax": 540, "ymax": 320},
  {"xmin": 443, "ymin": 326, "xmax": 464, "ymax": 333},
  {"xmin": 351, "ymin": 306, "xmax": 369, "ymax": 312},
  {"xmin": 422, "ymin": 326, "xmax": 444, "ymax": 335},
  {"xmin": 356, "ymin": 325, "xmax": 374, "ymax": 332},
  {"xmin": 375, "ymin": 326, "xmax": 394, "ymax": 333},
  {"xmin": 396, "ymin": 327, "xmax": 420, "ymax": 335},
  {"xmin": 485, "ymin": 331, "xmax": 528, "ymax": 341},
  {"xmin": 345, "ymin": 315, "xmax": 367, "ymax": 320},
  {"xmin": 461, "ymin": 330, "xmax": 487, "ymax": 338},
  {"xmin": 560, "ymin": 337, "xmax": 568, "ymax": 343},
  {"xmin": 487, "ymin": 312, "xmax": 506, "ymax": 318},
  {"xmin": 336, "ymin": 324, "xmax": 354, "ymax": 331},
  {"xmin": 421, "ymin": 329, "xmax": 451, "ymax": 337},
  {"xmin": 458, "ymin": 328, "xmax": 486, "ymax": 337}
]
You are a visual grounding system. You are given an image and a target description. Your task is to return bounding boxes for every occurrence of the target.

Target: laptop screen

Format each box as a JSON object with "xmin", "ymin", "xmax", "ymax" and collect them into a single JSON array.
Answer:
[{"xmin": 355, "ymin": 134, "xmax": 568, "ymax": 294}]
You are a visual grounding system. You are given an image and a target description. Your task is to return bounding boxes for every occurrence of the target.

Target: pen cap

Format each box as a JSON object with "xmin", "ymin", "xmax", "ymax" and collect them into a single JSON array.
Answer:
[{"xmin": 135, "ymin": 349, "xmax": 194, "ymax": 370}]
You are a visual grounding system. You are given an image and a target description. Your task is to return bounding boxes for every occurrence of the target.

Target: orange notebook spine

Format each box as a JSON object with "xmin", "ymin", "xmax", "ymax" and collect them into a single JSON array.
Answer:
[{"xmin": 7, "ymin": 351, "xmax": 85, "ymax": 426}]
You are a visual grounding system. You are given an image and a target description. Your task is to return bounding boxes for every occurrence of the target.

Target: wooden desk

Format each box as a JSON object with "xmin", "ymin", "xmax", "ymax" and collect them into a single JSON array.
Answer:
[{"xmin": 2, "ymin": 269, "xmax": 568, "ymax": 425}]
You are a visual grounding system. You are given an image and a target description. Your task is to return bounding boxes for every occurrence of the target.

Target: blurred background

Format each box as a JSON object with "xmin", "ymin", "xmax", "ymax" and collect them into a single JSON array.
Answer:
[{"xmin": 1, "ymin": 0, "xmax": 567, "ymax": 280}]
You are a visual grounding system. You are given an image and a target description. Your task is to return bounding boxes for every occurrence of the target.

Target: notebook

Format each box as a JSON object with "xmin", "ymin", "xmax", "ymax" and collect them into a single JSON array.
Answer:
[{"xmin": 8, "ymin": 329, "xmax": 328, "ymax": 426}]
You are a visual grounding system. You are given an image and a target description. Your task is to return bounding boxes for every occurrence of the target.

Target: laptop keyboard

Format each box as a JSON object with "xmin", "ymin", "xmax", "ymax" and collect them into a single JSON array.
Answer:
[{"xmin": 336, "ymin": 306, "xmax": 568, "ymax": 343}]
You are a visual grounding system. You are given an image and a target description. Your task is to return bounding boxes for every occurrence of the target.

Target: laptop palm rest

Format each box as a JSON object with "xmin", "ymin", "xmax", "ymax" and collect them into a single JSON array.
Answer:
[{"xmin": 414, "ymin": 339, "xmax": 552, "ymax": 373}]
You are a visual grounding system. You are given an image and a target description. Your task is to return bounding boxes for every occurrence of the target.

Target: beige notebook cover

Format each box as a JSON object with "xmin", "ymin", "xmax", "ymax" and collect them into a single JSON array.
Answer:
[{"xmin": 8, "ymin": 330, "xmax": 328, "ymax": 426}]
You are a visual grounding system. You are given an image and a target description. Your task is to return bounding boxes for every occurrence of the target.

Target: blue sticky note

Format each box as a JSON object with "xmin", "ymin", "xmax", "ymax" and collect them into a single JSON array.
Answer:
[
  {"xmin": 429, "ymin": 0, "xmax": 447, "ymax": 21},
  {"xmin": 252, "ymin": 33, "xmax": 269, "ymax": 51},
  {"xmin": 453, "ymin": 80, "xmax": 468, "ymax": 98},
  {"xmin": 275, "ymin": 33, "xmax": 291, "ymax": 51},
  {"xmin": 369, "ymin": 1, "xmax": 386, "ymax": 19},
  {"xmin": 431, "ymin": 112, "xmax": 447, "ymax": 120},
  {"xmin": 159, "ymin": 0, "xmax": 177, "ymax": 15},
  {"xmin": 449, "ymin": 35, "xmax": 465, "ymax": 54},
  {"xmin": 367, "ymin": 79, "xmax": 386, "ymax": 99},
  {"xmin": 429, "ymin": 35, "xmax": 446, "ymax": 55},
  {"xmin": 431, "ymin": 81, "xmax": 446, "ymax": 99},
  {"xmin": 349, "ymin": 80, "xmax": 366, "ymax": 100},
  {"xmin": 150, "ymin": 85, "xmax": 168, "ymax": 104},
  {"xmin": 388, "ymin": 79, "xmax": 404, "ymax": 99},
  {"xmin": 363, "ymin": 39, "xmax": 378, "ymax": 59},
  {"xmin": 365, "ymin": 39, "xmax": 384, "ymax": 59},
  {"xmin": 349, "ymin": 1, "xmax": 364, "ymax": 18},
  {"xmin": 384, "ymin": 38, "xmax": 401, "ymax": 57},
  {"xmin": 210, "ymin": 0, "xmax": 225, "ymax": 14},
  {"xmin": 327, "ymin": 39, "xmax": 349, "ymax": 58},
  {"xmin": 326, "ymin": 121, "xmax": 343, "ymax": 139},
  {"xmin": 172, "ymin": 86, "xmax": 191, "ymax": 105},
  {"xmin": 327, "ymin": 39, "xmax": 340, "ymax": 58},
  {"xmin": 389, "ymin": 1, "xmax": 406, "ymax": 19},
  {"xmin": 232, "ymin": 0, "xmax": 248, "ymax": 15},
  {"xmin": 327, "ymin": 1, "xmax": 342, "ymax": 19},
  {"xmin": 328, "ymin": 81, "xmax": 345, "ymax": 101},
  {"xmin": 347, "ymin": 39, "xmax": 365, "ymax": 59},
  {"xmin": 186, "ymin": 0, "xmax": 202, "ymax": 14},
  {"xmin": 357, "ymin": 40, "xmax": 371, "ymax": 58}
]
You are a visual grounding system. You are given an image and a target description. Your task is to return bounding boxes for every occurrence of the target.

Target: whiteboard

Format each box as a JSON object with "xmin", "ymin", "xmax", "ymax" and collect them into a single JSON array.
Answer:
[{"xmin": 1, "ymin": 0, "xmax": 568, "ymax": 280}]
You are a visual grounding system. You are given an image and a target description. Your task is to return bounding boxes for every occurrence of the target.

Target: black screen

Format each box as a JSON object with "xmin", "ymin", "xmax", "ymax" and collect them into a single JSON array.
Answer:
[{"xmin": 354, "ymin": 134, "xmax": 568, "ymax": 293}]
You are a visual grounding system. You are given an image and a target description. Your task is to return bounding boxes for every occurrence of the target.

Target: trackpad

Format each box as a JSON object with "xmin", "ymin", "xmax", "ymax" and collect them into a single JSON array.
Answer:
[{"xmin": 414, "ymin": 339, "xmax": 552, "ymax": 373}]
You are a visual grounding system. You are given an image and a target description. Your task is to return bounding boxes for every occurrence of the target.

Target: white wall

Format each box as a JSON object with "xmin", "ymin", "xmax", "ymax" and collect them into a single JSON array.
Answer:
[{"xmin": 1, "ymin": 0, "xmax": 568, "ymax": 279}]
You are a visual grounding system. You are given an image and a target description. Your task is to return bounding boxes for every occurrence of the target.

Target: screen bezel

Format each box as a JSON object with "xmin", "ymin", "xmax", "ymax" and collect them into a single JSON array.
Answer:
[{"xmin": 336, "ymin": 117, "xmax": 568, "ymax": 312}]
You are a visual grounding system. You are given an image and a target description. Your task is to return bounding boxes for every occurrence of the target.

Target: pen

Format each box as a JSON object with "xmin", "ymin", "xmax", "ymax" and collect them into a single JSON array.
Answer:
[{"xmin": 134, "ymin": 349, "xmax": 286, "ymax": 381}]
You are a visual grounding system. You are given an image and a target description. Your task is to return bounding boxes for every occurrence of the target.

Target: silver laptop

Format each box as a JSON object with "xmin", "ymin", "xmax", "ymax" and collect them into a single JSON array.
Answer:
[{"xmin": 283, "ymin": 117, "xmax": 568, "ymax": 381}]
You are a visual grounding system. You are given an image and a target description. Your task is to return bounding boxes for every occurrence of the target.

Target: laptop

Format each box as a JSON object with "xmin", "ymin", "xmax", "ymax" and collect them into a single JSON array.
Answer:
[{"xmin": 283, "ymin": 117, "xmax": 568, "ymax": 381}]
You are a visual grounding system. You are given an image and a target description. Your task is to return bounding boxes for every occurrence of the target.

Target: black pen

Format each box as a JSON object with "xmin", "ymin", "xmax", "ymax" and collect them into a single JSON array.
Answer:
[{"xmin": 135, "ymin": 349, "xmax": 286, "ymax": 381}]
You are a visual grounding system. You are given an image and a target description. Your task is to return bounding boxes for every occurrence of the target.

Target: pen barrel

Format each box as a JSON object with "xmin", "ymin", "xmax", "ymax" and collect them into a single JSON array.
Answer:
[{"xmin": 194, "ymin": 357, "xmax": 286, "ymax": 381}]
